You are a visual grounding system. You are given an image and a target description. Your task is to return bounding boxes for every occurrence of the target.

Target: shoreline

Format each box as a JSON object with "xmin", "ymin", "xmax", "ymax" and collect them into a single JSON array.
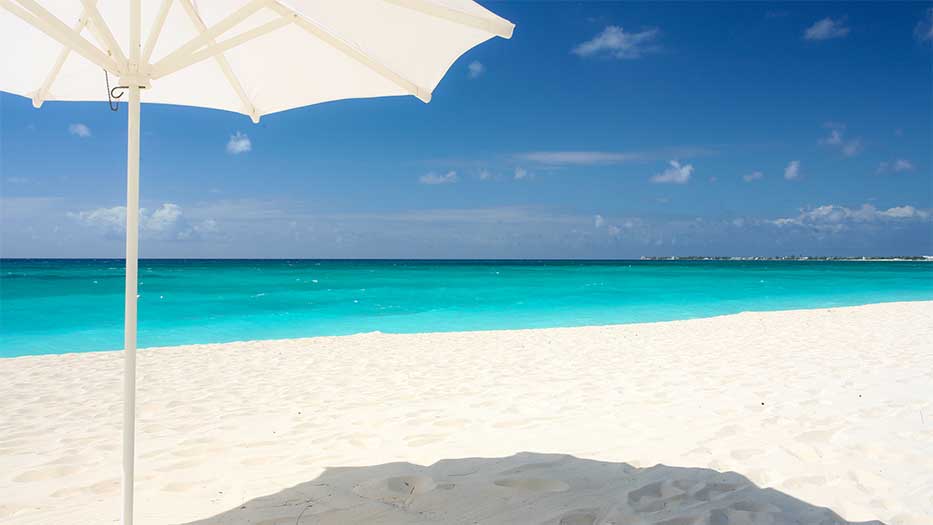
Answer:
[
  {"xmin": 2, "ymin": 301, "xmax": 931, "ymax": 524},
  {"xmin": 4, "ymin": 298, "xmax": 933, "ymax": 360}
]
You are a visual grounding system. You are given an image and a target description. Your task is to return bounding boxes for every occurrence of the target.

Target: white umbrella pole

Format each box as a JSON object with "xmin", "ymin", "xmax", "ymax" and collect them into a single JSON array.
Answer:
[
  {"xmin": 123, "ymin": 5, "xmax": 142, "ymax": 523},
  {"xmin": 122, "ymin": 81, "xmax": 140, "ymax": 525}
]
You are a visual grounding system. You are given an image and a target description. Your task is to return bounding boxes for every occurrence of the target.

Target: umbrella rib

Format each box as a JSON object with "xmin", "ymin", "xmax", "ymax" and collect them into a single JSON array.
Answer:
[
  {"xmin": 2, "ymin": 0, "xmax": 121, "ymax": 73},
  {"xmin": 141, "ymin": 0, "xmax": 173, "ymax": 65},
  {"xmin": 381, "ymin": 0, "xmax": 514, "ymax": 39},
  {"xmin": 178, "ymin": 0, "xmax": 260, "ymax": 122},
  {"xmin": 268, "ymin": 1, "xmax": 432, "ymax": 103},
  {"xmin": 31, "ymin": 7, "xmax": 92, "ymax": 107},
  {"xmin": 80, "ymin": 0, "xmax": 128, "ymax": 70},
  {"xmin": 151, "ymin": 0, "xmax": 271, "ymax": 75},
  {"xmin": 150, "ymin": 17, "xmax": 292, "ymax": 80}
]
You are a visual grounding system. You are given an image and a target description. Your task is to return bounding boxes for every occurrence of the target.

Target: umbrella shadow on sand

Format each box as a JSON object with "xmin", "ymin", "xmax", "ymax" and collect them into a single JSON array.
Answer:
[{"xmin": 180, "ymin": 452, "xmax": 884, "ymax": 525}]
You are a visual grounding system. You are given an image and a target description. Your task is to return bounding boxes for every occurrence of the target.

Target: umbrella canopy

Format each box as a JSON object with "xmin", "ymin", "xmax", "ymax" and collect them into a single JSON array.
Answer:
[
  {"xmin": 0, "ymin": 1, "xmax": 513, "ymax": 523},
  {"xmin": 1, "ymin": 0, "xmax": 513, "ymax": 119}
]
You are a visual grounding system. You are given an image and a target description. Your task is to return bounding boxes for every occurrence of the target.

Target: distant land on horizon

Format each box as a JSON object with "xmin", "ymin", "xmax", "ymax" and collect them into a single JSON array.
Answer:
[{"xmin": 1, "ymin": 256, "xmax": 932, "ymax": 262}]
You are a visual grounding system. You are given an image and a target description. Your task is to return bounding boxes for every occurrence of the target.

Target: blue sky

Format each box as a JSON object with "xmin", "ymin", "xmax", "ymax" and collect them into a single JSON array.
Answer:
[{"xmin": 2, "ymin": 1, "xmax": 931, "ymax": 258}]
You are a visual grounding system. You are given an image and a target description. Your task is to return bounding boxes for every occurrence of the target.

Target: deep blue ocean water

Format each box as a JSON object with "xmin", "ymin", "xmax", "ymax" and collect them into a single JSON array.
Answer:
[{"xmin": 1, "ymin": 259, "xmax": 931, "ymax": 358}]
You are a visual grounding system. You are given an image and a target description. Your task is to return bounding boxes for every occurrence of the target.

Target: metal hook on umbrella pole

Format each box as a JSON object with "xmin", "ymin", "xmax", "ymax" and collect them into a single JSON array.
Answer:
[{"xmin": 105, "ymin": 70, "xmax": 132, "ymax": 112}]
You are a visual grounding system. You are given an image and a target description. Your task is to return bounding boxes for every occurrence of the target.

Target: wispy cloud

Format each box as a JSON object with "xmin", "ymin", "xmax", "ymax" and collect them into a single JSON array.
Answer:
[
  {"xmin": 467, "ymin": 60, "xmax": 485, "ymax": 79},
  {"xmin": 478, "ymin": 169, "xmax": 494, "ymax": 181},
  {"xmin": 877, "ymin": 159, "xmax": 915, "ymax": 175},
  {"xmin": 335, "ymin": 206, "xmax": 584, "ymax": 226},
  {"xmin": 573, "ymin": 26, "xmax": 661, "ymax": 59},
  {"xmin": 68, "ymin": 123, "xmax": 91, "ymax": 138},
  {"xmin": 784, "ymin": 160, "xmax": 801, "ymax": 180},
  {"xmin": 743, "ymin": 171, "xmax": 764, "ymax": 183},
  {"xmin": 804, "ymin": 17, "xmax": 850, "ymax": 40},
  {"xmin": 514, "ymin": 147, "xmax": 713, "ymax": 167},
  {"xmin": 820, "ymin": 122, "xmax": 862, "ymax": 157},
  {"xmin": 226, "ymin": 131, "xmax": 251, "ymax": 154},
  {"xmin": 418, "ymin": 171, "xmax": 458, "ymax": 185},
  {"xmin": 916, "ymin": 8, "xmax": 933, "ymax": 41},
  {"xmin": 515, "ymin": 151, "xmax": 644, "ymax": 166},
  {"xmin": 513, "ymin": 167, "xmax": 532, "ymax": 180},
  {"xmin": 650, "ymin": 160, "xmax": 693, "ymax": 184}
]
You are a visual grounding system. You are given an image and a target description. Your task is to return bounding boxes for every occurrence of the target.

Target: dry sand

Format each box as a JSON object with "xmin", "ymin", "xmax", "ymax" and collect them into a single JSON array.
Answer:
[{"xmin": 1, "ymin": 301, "xmax": 931, "ymax": 524}]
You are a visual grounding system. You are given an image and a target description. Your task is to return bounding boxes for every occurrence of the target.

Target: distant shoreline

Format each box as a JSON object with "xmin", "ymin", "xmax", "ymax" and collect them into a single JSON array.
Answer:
[
  {"xmin": 639, "ymin": 256, "xmax": 933, "ymax": 261},
  {"xmin": 1, "ymin": 256, "xmax": 931, "ymax": 262}
]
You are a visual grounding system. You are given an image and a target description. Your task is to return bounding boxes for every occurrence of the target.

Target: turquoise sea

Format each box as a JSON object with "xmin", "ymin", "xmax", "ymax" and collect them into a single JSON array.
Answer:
[{"xmin": 1, "ymin": 259, "xmax": 931, "ymax": 358}]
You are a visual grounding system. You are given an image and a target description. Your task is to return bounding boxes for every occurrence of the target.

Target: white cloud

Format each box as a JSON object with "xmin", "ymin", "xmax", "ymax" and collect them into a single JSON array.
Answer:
[
  {"xmin": 772, "ymin": 203, "xmax": 931, "ymax": 231},
  {"xmin": 515, "ymin": 151, "xmax": 644, "ymax": 166},
  {"xmin": 594, "ymin": 214, "xmax": 606, "ymax": 228},
  {"xmin": 478, "ymin": 169, "xmax": 493, "ymax": 181},
  {"xmin": 877, "ymin": 159, "xmax": 915, "ymax": 175},
  {"xmin": 514, "ymin": 167, "xmax": 532, "ymax": 180},
  {"xmin": 467, "ymin": 60, "xmax": 485, "ymax": 79},
  {"xmin": 70, "ymin": 202, "xmax": 219, "ymax": 240},
  {"xmin": 226, "ymin": 131, "xmax": 251, "ymax": 154},
  {"xmin": 881, "ymin": 205, "xmax": 928, "ymax": 219},
  {"xmin": 68, "ymin": 123, "xmax": 91, "ymax": 138},
  {"xmin": 572, "ymin": 26, "xmax": 661, "ymax": 59},
  {"xmin": 146, "ymin": 203, "xmax": 182, "ymax": 232},
  {"xmin": 820, "ymin": 122, "xmax": 862, "ymax": 157},
  {"xmin": 6, "ymin": 176, "xmax": 28, "ymax": 184},
  {"xmin": 418, "ymin": 171, "xmax": 458, "ymax": 185},
  {"xmin": 70, "ymin": 205, "xmax": 126, "ymax": 234},
  {"xmin": 784, "ymin": 160, "xmax": 801, "ymax": 180},
  {"xmin": 804, "ymin": 17, "xmax": 850, "ymax": 40},
  {"xmin": 743, "ymin": 171, "xmax": 764, "ymax": 182},
  {"xmin": 915, "ymin": 8, "xmax": 933, "ymax": 41},
  {"xmin": 650, "ymin": 160, "xmax": 693, "ymax": 184}
]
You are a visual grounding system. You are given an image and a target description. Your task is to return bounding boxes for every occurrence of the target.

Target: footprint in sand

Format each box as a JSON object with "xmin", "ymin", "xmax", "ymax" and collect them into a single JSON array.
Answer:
[
  {"xmin": 353, "ymin": 475, "xmax": 438, "ymax": 506},
  {"xmin": 693, "ymin": 481, "xmax": 742, "ymax": 502},
  {"xmin": 730, "ymin": 448, "xmax": 763, "ymax": 461},
  {"xmin": 155, "ymin": 459, "xmax": 202, "ymax": 472},
  {"xmin": 627, "ymin": 479, "xmax": 742, "ymax": 513},
  {"xmin": 13, "ymin": 464, "xmax": 80, "ymax": 482},
  {"xmin": 405, "ymin": 433, "xmax": 445, "ymax": 447},
  {"xmin": 50, "ymin": 478, "xmax": 119, "ymax": 498},
  {"xmin": 654, "ymin": 517, "xmax": 702, "ymax": 525},
  {"xmin": 386, "ymin": 475, "xmax": 436, "ymax": 495},
  {"xmin": 627, "ymin": 480, "xmax": 693, "ymax": 513},
  {"xmin": 493, "ymin": 477, "xmax": 569, "ymax": 492},
  {"xmin": 706, "ymin": 501, "xmax": 780, "ymax": 524},
  {"xmin": 782, "ymin": 475, "xmax": 827, "ymax": 490},
  {"xmin": 795, "ymin": 429, "xmax": 837, "ymax": 443},
  {"xmin": 558, "ymin": 509, "xmax": 598, "ymax": 525}
]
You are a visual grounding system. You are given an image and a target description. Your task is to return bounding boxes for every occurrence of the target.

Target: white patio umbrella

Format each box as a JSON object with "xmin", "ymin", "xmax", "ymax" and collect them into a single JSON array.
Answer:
[{"xmin": 0, "ymin": 1, "xmax": 513, "ymax": 522}]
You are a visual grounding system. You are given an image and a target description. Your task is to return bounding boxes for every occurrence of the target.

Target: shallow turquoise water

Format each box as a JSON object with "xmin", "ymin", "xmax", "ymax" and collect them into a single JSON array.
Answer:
[{"xmin": 1, "ymin": 259, "xmax": 931, "ymax": 357}]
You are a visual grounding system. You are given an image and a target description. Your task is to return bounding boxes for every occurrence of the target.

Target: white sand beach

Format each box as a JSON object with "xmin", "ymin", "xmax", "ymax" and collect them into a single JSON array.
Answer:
[{"xmin": 1, "ymin": 301, "xmax": 931, "ymax": 525}]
